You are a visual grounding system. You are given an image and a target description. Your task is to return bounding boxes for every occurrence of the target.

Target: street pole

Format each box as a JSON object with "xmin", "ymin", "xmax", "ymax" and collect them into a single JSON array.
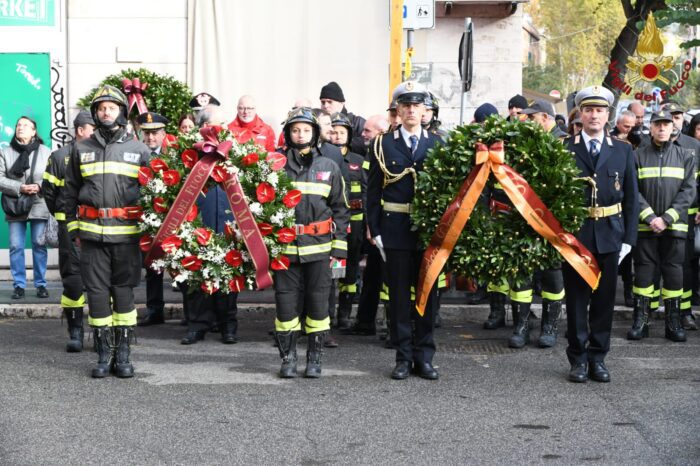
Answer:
[
  {"xmin": 405, "ymin": 28, "xmax": 414, "ymax": 81},
  {"xmin": 389, "ymin": 0, "xmax": 403, "ymax": 103}
]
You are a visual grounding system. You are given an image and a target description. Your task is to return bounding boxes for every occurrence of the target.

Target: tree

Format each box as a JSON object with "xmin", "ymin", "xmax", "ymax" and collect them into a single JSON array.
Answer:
[{"xmin": 655, "ymin": 0, "xmax": 700, "ymax": 49}]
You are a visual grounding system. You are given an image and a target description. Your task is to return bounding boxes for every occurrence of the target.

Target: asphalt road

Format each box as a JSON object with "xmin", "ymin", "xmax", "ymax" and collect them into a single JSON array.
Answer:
[{"xmin": 0, "ymin": 306, "xmax": 698, "ymax": 466}]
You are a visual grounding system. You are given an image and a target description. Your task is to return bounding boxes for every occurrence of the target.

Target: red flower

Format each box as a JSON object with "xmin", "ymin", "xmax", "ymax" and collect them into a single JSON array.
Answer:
[
  {"xmin": 186, "ymin": 204, "xmax": 198, "ymax": 221},
  {"xmin": 162, "ymin": 169, "xmax": 181, "ymax": 186},
  {"xmin": 161, "ymin": 235, "xmax": 183, "ymax": 254},
  {"xmin": 194, "ymin": 227, "xmax": 212, "ymax": 246},
  {"xmin": 181, "ymin": 255, "xmax": 202, "ymax": 271},
  {"xmin": 271, "ymin": 255, "xmax": 290, "ymax": 271},
  {"xmin": 153, "ymin": 197, "xmax": 168, "ymax": 213},
  {"xmin": 224, "ymin": 222, "xmax": 235, "ymax": 238},
  {"xmin": 224, "ymin": 249, "xmax": 243, "ymax": 267},
  {"xmin": 150, "ymin": 158, "xmax": 168, "ymax": 173},
  {"xmin": 201, "ymin": 281, "xmax": 218, "ymax": 294},
  {"xmin": 283, "ymin": 189, "xmax": 302, "ymax": 208},
  {"xmin": 256, "ymin": 182, "xmax": 276, "ymax": 204},
  {"xmin": 181, "ymin": 149, "xmax": 198, "ymax": 169},
  {"xmin": 211, "ymin": 164, "xmax": 228, "ymax": 183},
  {"xmin": 210, "ymin": 125, "xmax": 223, "ymax": 134},
  {"xmin": 266, "ymin": 152, "xmax": 287, "ymax": 171},
  {"xmin": 257, "ymin": 222, "xmax": 273, "ymax": 236},
  {"xmin": 164, "ymin": 135, "xmax": 178, "ymax": 149},
  {"xmin": 241, "ymin": 153, "xmax": 259, "ymax": 167},
  {"xmin": 276, "ymin": 227, "xmax": 296, "ymax": 243},
  {"xmin": 228, "ymin": 276, "xmax": 246, "ymax": 293},
  {"xmin": 138, "ymin": 166, "xmax": 154, "ymax": 186},
  {"xmin": 139, "ymin": 234, "xmax": 153, "ymax": 252}
]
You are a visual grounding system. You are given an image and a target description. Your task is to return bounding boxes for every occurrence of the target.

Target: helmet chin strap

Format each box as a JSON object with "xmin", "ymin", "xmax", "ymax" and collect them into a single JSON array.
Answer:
[{"xmin": 288, "ymin": 140, "xmax": 312, "ymax": 151}]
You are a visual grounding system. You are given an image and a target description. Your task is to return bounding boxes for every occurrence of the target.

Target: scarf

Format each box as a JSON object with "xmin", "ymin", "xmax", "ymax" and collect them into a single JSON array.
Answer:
[{"xmin": 9, "ymin": 137, "xmax": 40, "ymax": 179}]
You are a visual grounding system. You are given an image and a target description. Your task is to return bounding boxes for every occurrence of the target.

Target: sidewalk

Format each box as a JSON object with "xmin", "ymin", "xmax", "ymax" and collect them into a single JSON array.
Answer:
[{"xmin": 0, "ymin": 277, "xmax": 653, "ymax": 321}]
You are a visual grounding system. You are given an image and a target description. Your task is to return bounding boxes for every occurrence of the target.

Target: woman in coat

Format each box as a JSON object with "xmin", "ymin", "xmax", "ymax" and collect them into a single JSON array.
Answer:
[{"xmin": 0, "ymin": 116, "xmax": 52, "ymax": 299}]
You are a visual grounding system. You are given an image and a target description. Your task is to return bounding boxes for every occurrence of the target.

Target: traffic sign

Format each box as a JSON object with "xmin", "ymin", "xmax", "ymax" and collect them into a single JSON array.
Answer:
[{"xmin": 397, "ymin": 0, "xmax": 435, "ymax": 30}]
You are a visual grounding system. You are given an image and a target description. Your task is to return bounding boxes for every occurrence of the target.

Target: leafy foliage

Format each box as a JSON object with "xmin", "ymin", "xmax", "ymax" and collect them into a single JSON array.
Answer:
[
  {"xmin": 77, "ymin": 68, "xmax": 192, "ymax": 135},
  {"xmin": 411, "ymin": 117, "xmax": 588, "ymax": 287}
]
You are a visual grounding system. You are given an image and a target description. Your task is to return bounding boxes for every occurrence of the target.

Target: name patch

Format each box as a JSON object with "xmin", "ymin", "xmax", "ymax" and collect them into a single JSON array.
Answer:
[
  {"xmin": 315, "ymin": 171, "xmax": 331, "ymax": 181},
  {"xmin": 80, "ymin": 152, "xmax": 95, "ymax": 163},
  {"xmin": 123, "ymin": 152, "xmax": 140, "ymax": 163}
]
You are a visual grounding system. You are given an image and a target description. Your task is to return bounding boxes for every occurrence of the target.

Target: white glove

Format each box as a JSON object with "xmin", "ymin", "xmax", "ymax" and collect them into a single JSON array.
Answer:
[
  {"xmin": 618, "ymin": 243, "xmax": 632, "ymax": 265},
  {"xmin": 373, "ymin": 235, "xmax": 386, "ymax": 262}
]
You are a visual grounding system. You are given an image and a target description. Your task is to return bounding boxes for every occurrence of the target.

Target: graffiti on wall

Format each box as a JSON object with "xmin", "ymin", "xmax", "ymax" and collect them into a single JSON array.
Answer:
[{"xmin": 50, "ymin": 65, "xmax": 70, "ymax": 148}]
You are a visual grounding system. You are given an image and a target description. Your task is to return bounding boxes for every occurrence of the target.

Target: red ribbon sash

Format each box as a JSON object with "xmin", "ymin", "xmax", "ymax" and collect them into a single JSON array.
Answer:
[
  {"xmin": 222, "ymin": 173, "xmax": 273, "ymax": 289},
  {"xmin": 415, "ymin": 141, "xmax": 601, "ymax": 315},
  {"xmin": 121, "ymin": 78, "xmax": 149, "ymax": 115}
]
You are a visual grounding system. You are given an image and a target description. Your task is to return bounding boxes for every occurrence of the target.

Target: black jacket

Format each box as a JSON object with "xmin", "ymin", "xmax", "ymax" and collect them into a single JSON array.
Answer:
[
  {"xmin": 635, "ymin": 139, "xmax": 695, "ymax": 238},
  {"xmin": 64, "ymin": 128, "xmax": 150, "ymax": 243},
  {"xmin": 42, "ymin": 141, "xmax": 74, "ymax": 223},
  {"xmin": 566, "ymin": 133, "xmax": 639, "ymax": 254},
  {"xmin": 367, "ymin": 128, "xmax": 440, "ymax": 250}
]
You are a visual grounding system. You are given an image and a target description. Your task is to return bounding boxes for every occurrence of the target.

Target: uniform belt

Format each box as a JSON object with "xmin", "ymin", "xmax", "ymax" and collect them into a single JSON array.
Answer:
[
  {"xmin": 78, "ymin": 205, "xmax": 143, "ymax": 220},
  {"xmin": 383, "ymin": 202, "xmax": 413, "ymax": 214},
  {"xmin": 587, "ymin": 203, "xmax": 622, "ymax": 219},
  {"xmin": 294, "ymin": 218, "xmax": 335, "ymax": 236},
  {"xmin": 349, "ymin": 199, "xmax": 363, "ymax": 210}
]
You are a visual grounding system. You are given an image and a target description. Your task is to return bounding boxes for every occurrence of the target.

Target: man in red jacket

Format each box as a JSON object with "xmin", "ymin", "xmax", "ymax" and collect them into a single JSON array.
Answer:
[{"xmin": 227, "ymin": 95, "xmax": 276, "ymax": 152}]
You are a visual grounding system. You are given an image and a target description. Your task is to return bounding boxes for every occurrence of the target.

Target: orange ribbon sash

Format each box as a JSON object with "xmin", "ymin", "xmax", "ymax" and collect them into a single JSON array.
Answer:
[{"xmin": 415, "ymin": 141, "xmax": 601, "ymax": 315}]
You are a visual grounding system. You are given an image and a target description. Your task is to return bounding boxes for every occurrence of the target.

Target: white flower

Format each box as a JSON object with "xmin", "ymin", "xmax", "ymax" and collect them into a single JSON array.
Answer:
[
  {"xmin": 249, "ymin": 202, "xmax": 263, "ymax": 216},
  {"xmin": 270, "ymin": 211, "xmax": 285, "ymax": 225},
  {"xmin": 174, "ymin": 271, "xmax": 190, "ymax": 283},
  {"xmin": 147, "ymin": 178, "xmax": 167, "ymax": 194},
  {"xmin": 267, "ymin": 171, "xmax": 279, "ymax": 187}
]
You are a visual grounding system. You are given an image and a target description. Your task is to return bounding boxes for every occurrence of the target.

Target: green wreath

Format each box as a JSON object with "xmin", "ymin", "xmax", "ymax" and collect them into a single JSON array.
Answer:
[
  {"xmin": 77, "ymin": 68, "xmax": 192, "ymax": 135},
  {"xmin": 411, "ymin": 116, "xmax": 588, "ymax": 287}
]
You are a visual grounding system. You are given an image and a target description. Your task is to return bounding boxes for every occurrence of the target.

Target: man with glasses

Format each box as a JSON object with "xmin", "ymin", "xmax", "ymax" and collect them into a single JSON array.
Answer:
[{"xmin": 227, "ymin": 95, "xmax": 276, "ymax": 152}]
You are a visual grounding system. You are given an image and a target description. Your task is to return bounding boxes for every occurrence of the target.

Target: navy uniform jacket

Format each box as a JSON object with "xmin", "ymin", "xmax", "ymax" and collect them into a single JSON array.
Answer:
[
  {"xmin": 367, "ymin": 128, "xmax": 440, "ymax": 250},
  {"xmin": 566, "ymin": 133, "xmax": 639, "ymax": 254}
]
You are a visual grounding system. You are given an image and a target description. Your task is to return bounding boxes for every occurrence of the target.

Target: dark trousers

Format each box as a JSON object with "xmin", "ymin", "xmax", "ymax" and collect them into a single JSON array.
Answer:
[
  {"xmin": 57, "ymin": 222, "xmax": 83, "ymax": 305},
  {"xmin": 81, "ymin": 240, "xmax": 141, "ymax": 321},
  {"xmin": 618, "ymin": 251, "xmax": 633, "ymax": 286},
  {"xmin": 275, "ymin": 259, "xmax": 332, "ymax": 332},
  {"xmin": 682, "ymin": 234, "xmax": 697, "ymax": 313},
  {"xmin": 564, "ymin": 251, "xmax": 618, "ymax": 365},
  {"xmin": 146, "ymin": 268, "xmax": 164, "ymax": 312},
  {"xmin": 634, "ymin": 236, "xmax": 685, "ymax": 297},
  {"xmin": 385, "ymin": 248, "xmax": 436, "ymax": 364},
  {"xmin": 340, "ymin": 220, "xmax": 364, "ymax": 294},
  {"xmin": 356, "ymin": 245, "xmax": 383, "ymax": 325},
  {"xmin": 185, "ymin": 290, "xmax": 238, "ymax": 332}
]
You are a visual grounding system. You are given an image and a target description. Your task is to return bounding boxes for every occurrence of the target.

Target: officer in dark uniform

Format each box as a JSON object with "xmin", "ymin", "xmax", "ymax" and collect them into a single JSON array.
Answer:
[
  {"xmin": 136, "ymin": 112, "xmax": 169, "ymax": 327},
  {"xmin": 627, "ymin": 110, "xmax": 695, "ymax": 343},
  {"xmin": 367, "ymin": 81, "xmax": 441, "ymax": 381},
  {"xmin": 422, "ymin": 92, "xmax": 449, "ymax": 142},
  {"xmin": 42, "ymin": 110, "xmax": 94, "ymax": 353},
  {"xmin": 64, "ymin": 85, "xmax": 150, "ymax": 379},
  {"xmin": 563, "ymin": 85, "xmax": 639, "ymax": 383},
  {"xmin": 330, "ymin": 112, "xmax": 367, "ymax": 330}
]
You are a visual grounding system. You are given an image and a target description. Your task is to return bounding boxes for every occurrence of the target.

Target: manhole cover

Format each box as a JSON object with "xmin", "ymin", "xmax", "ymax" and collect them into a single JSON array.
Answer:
[{"xmin": 441, "ymin": 340, "xmax": 518, "ymax": 355}]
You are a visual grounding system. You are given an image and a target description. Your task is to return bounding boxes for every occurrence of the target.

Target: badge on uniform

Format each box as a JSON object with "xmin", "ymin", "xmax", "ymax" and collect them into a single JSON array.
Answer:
[
  {"xmin": 80, "ymin": 152, "xmax": 95, "ymax": 163},
  {"xmin": 349, "ymin": 164, "xmax": 360, "ymax": 171},
  {"xmin": 315, "ymin": 171, "xmax": 331, "ymax": 181},
  {"xmin": 64, "ymin": 155, "xmax": 70, "ymax": 166},
  {"xmin": 123, "ymin": 152, "xmax": 140, "ymax": 163},
  {"xmin": 614, "ymin": 172, "xmax": 621, "ymax": 191}
]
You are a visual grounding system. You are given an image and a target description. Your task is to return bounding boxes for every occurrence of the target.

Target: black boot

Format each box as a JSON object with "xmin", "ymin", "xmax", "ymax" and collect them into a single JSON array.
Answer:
[
  {"xmin": 508, "ymin": 303, "xmax": 531, "ymax": 348},
  {"xmin": 305, "ymin": 332, "xmax": 325, "ymax": 378},
  {"xmin": 537, "ymin": 300, "xmax": 561, "ymax": 348},
  {"xmin": 681, "ymin": 312, "xmax": 697, "ymax": 331},
  {"xmin": 627, "ymin": 295, "xmax": 650, "ymax": 340},
  {"xmin": 64, "ymin": 307, "xmax": 84, "ymax": 353},
  {"xmin": 274, "ymin": 331, "xmax": 299, "ymax": 378},
  {"xmin": 91, "ymin": 327, "xmax": 114, "ymax": 378},
  {"xmin": 484, "ymin": 292, "xmax": 506, "ymax": 329},
  {"xmin": 664, "ymin": 298, "xmax": 687, "ymax": 342},
  {"xmin": 337, "ymin": 292, "xmax": 353, "ymax": 330},
  {"xmin": 113, "ymin": 326, "xmax": 135, "ymax": 378}
]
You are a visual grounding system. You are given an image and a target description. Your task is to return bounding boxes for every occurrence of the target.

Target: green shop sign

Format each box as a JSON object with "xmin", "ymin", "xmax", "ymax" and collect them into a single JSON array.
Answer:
[{"xmin": 0, "ymin": 0, "xmax": 54, "ymax": 27}]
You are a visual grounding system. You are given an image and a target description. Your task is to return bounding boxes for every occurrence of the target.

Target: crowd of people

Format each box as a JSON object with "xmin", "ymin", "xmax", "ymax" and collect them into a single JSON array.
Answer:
[{"xmin": 1, "ymin": 79, "xmax": 698, "ymax": 383}]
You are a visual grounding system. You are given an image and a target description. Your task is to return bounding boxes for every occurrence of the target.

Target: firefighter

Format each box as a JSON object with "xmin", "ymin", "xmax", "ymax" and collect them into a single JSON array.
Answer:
[
  {"xmin": 421, "ymin": 92, "xmax": 449, "ymax": 142},
  {"xmin": 330, "ymin": 112, "xmax": 366, "ymax": 330},
  {"xmin": 628, "ymin": 110, "xmax": 695, "ymax": 343},
  {"xmin": 274, "ymin": 107, "xmax": 349, "ymax": 379},
  {"xmin": 42, "ymin": 110, "xmax": 94, "ymax": 352},
  {"xmin": 64, "ymin": 85, "xmax": 150, "ymax": 378}
]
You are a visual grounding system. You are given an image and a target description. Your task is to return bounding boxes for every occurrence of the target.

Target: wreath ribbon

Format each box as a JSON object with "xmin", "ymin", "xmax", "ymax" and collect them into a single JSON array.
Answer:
[
  {"xmin": 144, "ymin": 127, "xmax": 273, "ymax": 290},
  {"xmin": 121, "ymin": 78, "xmax": 149, "ymax": 115},
  {"xmin": 415, "ymin": 140, "xmax": 601, "ymax": 315}
]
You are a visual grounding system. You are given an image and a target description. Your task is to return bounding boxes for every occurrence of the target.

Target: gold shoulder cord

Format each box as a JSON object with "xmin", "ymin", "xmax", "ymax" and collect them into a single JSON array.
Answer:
[{"xmin": 372, "ymin": 134, "xmax": 417, "ymax": 188}]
